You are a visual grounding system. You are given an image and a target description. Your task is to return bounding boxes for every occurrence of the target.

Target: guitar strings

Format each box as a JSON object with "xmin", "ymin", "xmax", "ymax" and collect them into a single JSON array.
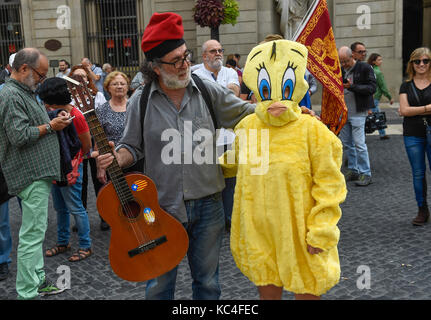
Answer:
[{"xmin": 67, "ymin": 80, "xmax": 152, "ymax": 246}]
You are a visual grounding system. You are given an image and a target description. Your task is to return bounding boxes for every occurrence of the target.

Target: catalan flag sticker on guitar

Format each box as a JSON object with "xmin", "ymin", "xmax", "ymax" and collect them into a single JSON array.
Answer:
[
  {"xmin": 143, "ymin": 207, "xmax": 156, "ymax": 224},
  {"xmin": 131, "ymin": 180, "xmax": 148, "ymax": 192}
]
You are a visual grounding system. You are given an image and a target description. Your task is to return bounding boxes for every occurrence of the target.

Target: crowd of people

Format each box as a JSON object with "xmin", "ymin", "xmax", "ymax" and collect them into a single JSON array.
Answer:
[{"xmin": 0, "ymin": 10, "xmax": 430, "ymax": 301}]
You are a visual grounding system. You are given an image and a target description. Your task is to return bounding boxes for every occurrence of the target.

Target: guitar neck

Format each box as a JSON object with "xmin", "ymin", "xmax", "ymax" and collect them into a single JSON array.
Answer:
[{"xmin": 84, "ymin": 110, "xmax": 133, "ymax": 204}]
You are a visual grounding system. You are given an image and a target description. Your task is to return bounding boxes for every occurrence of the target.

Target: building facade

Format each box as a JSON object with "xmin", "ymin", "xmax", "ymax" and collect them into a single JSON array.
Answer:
[{"xmin": 0, "ymin": 0, "xmax": 428, "ymax": 103}]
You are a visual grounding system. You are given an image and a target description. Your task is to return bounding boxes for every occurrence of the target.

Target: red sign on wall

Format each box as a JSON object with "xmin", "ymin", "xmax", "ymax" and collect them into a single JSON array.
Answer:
[
  {"xmin": 106, "ymin": 39, "xmax": 115, "ymax": 49},
  {"xmin": 8, "ymin": 44, "xmax": 16, "ymax": 53},
  {"xmin": 123, "ymin": 38, "xmax": 132, "ymax": 48}
]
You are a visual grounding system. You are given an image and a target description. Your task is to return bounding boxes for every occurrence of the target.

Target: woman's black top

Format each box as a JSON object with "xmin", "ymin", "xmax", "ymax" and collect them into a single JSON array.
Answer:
[{"xmin": 400, "ymin": 80, "xmax": 431, "ymax": 137}]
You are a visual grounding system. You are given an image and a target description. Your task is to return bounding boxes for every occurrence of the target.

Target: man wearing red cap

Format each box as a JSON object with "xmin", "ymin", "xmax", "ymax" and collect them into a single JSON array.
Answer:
[{"xmin": 94, "ymin": 12, "xmax": 256, "ymax": 300}]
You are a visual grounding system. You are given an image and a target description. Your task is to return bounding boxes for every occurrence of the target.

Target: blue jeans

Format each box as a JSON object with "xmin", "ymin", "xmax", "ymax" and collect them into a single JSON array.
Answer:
[
  {"xmin": 372, "ymin": 99, "xmax": 386, "ymax": 137},
  {"xmin": 51, "ymin": 163, "xmax": 91, "ymax": 249},
  {"xmin": 403, "ymin": 136, "xmax": 431, "ymax": 207},
  {"xmin": 222, "ymin": 177, "xmax": 236, "ymax": 226},
  {"xmin": 0, "ymin": 201, "xmax": 12, "ymax": 265},
  {"xmin": 145, "ymin": 192, "xmax": 225, "ymax": 300},
  {"xmin": 339, "ymin": 115, "xmax": 372, "ymax": 176}
]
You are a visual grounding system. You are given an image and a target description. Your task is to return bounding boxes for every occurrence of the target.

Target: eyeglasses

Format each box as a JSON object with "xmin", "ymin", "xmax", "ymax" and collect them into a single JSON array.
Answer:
[
  {"xmin": 109, "ymin": 82, "xmax": 128, "ymax": 87},
  {"xmin": 208, "ymin": 48, "xmax": 224, "ymax": 55},
  {"xmin": 29, "ymin": 66, "xmax": 47, "ymax": 82},
  {"xmin": 412, "ymin": 59, "xmax": 431, "ymax": 65},
  {"xmin": 158, "ymin": 50, "xmax": 192, "ymax": 69},
  {"xmin": 354, "ymin": 50, "xmax": 367, "ymax": 55}
]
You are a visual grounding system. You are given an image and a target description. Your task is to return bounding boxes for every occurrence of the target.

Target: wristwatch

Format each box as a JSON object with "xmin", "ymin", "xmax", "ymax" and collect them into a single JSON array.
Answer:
[{"xmin": 45, "ymin": 123, "xmax": 54, "ymax": 134}]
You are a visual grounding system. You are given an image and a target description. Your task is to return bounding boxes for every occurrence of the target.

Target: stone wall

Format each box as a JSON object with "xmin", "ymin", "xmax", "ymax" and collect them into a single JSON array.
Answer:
[
  {"xmin": 16, "ymin": 0, "xmax": 405, "ymax": 98},
  {"xmin": 330, "ymin": 0, "xmax": 403, "ymax": 103},
  {"xmin": 21, "ymin": 0, "xmax": 85, "ymax": 77}
]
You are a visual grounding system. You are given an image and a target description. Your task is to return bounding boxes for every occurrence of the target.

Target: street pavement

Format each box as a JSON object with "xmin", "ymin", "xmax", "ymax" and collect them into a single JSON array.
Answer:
[{"xmin": 1, "ymin": 104, "xmax": 431, "ymax": 300}]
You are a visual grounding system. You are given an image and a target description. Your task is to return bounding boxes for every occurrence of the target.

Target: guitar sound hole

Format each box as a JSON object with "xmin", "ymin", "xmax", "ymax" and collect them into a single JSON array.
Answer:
[{"xmin": 121, "ymin": 201, "xmax": 141, "ymax": 220}]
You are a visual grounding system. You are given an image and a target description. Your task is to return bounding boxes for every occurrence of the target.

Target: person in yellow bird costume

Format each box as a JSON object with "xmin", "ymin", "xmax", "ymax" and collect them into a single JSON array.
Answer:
[{"xmin": 220, "ymin": 40, "xmax": 347, "ymax": 300}]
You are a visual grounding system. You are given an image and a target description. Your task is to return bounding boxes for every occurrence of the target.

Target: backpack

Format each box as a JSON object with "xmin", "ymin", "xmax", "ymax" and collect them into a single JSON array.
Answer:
[{"xmin": 135, "ymin": 74, "xmax": 218, "ymax": 172}]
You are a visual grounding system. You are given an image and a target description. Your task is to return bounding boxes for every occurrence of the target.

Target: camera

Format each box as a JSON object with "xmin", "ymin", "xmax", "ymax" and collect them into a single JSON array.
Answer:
[{"xmin": 365, "ymin": 112, "xmax": 387, "ymax": 134}]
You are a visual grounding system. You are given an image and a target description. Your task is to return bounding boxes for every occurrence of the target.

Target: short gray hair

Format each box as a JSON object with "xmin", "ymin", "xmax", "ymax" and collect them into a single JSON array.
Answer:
[
  {"xmin": 12, "ymin": 48, "xmax": 44, "ymax": 71},
  {"xmin": 338, "ymin": 46, "xmax": 352, "ymax": 58}
]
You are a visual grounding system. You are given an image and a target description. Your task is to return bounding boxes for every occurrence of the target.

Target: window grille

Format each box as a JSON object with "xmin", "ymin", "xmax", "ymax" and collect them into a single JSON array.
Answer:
[
  {"xmin": 84, "ymin": 0, "xmax": 145, "ymax": 78},
  {"xmin": 0, "ymin": 0, "xmax": 23, "ymax": 68}
]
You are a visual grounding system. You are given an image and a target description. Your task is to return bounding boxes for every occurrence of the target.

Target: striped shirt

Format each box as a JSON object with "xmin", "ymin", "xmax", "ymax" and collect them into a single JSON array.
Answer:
[{"xmin": 0, "ymin": 79, "xmax": 61, "ymax": 195}]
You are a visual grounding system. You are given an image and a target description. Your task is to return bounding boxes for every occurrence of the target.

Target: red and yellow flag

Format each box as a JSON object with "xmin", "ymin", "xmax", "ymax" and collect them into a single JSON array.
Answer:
[{"xmin": 293, "ymin": 0, "xmax": 347, "ymax": 135}]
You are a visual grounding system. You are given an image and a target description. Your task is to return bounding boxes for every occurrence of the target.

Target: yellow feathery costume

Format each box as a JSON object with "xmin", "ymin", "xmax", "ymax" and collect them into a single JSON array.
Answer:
[{"xmin": 220, "ymin": 40, "xmax": 347, "ymax": 296}]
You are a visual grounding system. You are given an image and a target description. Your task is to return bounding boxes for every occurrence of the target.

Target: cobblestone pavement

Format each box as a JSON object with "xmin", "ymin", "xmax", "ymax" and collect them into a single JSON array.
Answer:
[{"xmin": 1, "ymin": 105, "xmax": 431, "ymax": 300}]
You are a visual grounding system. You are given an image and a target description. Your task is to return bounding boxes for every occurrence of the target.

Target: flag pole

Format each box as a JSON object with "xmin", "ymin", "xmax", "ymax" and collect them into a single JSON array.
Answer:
[{"xmin": 292, "ymin": 0, "xmax": 320, "ymax": 41}]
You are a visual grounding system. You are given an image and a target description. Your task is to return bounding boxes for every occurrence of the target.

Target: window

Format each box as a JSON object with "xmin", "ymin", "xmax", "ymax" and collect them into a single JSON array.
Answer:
[
  {"xmin": 0, "ymin": 0, "xmax": 23, "ymax": 68},
  {"xmin": 84, "ymin": 0, "xmax": 144, "ymax": 76}
]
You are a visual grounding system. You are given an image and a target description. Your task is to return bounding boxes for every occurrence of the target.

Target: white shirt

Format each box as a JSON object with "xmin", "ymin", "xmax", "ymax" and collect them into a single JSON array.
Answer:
[{"xmin": 193, "ymin": 65, "xmax": 240, "ymax": 88}]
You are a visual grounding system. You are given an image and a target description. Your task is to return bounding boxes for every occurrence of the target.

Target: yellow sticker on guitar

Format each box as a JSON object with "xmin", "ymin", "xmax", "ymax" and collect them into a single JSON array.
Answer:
[
  {"xmin": 131, "ymin": 180, "xmax": 148, "ymax": 192},
  {"xmin": 143, "ymin": 208, "xmax": 155, "ymax": 224}
]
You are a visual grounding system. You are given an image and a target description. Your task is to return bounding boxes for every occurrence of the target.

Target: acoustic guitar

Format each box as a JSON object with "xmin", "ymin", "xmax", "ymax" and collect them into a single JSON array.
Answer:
[{"xmin": 65, "ymin": 75, "xmax": 189, "ymax": 282}]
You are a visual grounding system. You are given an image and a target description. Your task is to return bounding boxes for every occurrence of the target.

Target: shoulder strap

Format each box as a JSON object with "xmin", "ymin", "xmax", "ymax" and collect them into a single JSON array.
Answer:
[
  {"xmin": 139, "ymin": 83, "xmax": 152, "ymax": 129},
  {"xmin": 191, "ymin": 73, "xmax": 218, "ymax": 129},
  {"xmin": 410, "ymin": 81, "xmax": 422, "ymax": 106}
]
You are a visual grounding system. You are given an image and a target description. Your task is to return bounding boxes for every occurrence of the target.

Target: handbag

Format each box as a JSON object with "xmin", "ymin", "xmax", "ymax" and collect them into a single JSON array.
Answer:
[
  {"xmin": 66, "ymin": 151, "xmax": 83, "ymax": 186},
  {"xmin": 410, "ymin": 81, "xmax": 431, "ymax": 147}
]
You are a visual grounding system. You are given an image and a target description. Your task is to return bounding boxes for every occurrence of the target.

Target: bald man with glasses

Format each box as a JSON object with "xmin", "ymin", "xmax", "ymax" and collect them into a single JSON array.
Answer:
[{"xmin": 193, "ymin": 39, "xmax": 241, "ymax": 97}]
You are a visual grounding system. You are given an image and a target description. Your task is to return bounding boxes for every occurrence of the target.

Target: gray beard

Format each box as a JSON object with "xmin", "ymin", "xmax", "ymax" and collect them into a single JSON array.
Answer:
[
  {"xmin": 23, "ymin": 73, "xmax": 37, "ymax": 92},
  {"xmin": 207, "ymin": 58, "xmax": 222, "ymax": 71},
  {"xmin": 160, "ymin": 68, "xmax": 191, "ymax": 89}
]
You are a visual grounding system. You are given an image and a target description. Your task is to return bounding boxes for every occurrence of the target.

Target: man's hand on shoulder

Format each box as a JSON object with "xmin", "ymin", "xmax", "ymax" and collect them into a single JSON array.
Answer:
[{"xmin": 300, "ymin": 106, "xmax": 321, "ymax": 121}]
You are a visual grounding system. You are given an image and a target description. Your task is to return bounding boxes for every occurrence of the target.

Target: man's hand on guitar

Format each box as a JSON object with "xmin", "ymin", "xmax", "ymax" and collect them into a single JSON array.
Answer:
[
  {"xmin": 91, "ymin": 141, "xmax": 116, "ymax": 172},
  {"xmin": 97, "ymin": 167, "xmax": 108, "ymax": 185}
]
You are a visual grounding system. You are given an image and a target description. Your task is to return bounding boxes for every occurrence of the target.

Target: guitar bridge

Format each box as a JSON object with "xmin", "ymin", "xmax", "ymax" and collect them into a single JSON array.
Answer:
[{"xmin": 128, "ymin": 236, "xmax": 167, "ymax": 258}]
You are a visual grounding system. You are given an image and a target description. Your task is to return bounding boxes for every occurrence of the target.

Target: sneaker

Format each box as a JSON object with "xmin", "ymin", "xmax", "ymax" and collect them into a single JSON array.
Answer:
[
  {"xmin": 0, "ymin": 262, "xmax": 9, "ymax": 281},
  {"xmin": 344, "ymin": 170, "xmax": 359, "ymax": 182},
  {"xmin": 355, "ymin": 175, "xmax": 372, "ymax": 186},
  {"xmin": 38, "ymin": 280, "xmax": 66, "ymax": 296}
]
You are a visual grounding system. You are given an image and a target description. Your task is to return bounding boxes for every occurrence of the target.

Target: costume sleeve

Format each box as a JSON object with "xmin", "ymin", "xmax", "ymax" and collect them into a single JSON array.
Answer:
[{"xmin": 306, "ymin": 120, "xmax": 347, "ymax": 251}]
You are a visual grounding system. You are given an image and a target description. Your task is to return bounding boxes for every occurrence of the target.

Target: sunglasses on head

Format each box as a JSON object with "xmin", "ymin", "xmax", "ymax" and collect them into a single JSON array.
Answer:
[{"xmin": 412, "ymin": 59, "xmax": 431, "ymax": 65}]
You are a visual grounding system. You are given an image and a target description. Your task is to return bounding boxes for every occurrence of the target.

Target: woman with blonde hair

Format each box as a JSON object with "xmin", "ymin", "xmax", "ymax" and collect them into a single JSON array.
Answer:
[
  {"xmin": 95, "ymin": 71, "xmax": 143, "ymax": 185},
  {"xmin": 399, "ymin": 47, "xmax": 431, "ymax": 226}
]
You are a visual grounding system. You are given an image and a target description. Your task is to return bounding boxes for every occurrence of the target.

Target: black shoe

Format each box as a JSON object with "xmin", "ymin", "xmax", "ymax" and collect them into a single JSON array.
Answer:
[
  {"xmin": 100, "ymin": 220, "xmax": 110, "ymax": 231},
  {"xmin": 344, "ymin": 170, "xmax": 359, "ymax": 182},
  {"xmin": 355, "ymin": 175, "xmax": 372, "ymax": 186},
  {"xmin": 380, "ymin": 135, "xmax": 390, "ymax": 140},
  {"xmin": 0, "ymin": 262, "xmax": 9, "ymax": 281}
]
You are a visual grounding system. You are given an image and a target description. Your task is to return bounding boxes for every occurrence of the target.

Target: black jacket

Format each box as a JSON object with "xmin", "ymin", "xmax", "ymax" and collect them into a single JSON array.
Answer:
[
  {"xmin": 48, "ymin": 110, "xmax": 81, "ymax": 186},
  {"xmin": 0, "ymin": 167, "xmax": 12, "ymax": 205},
  {"xmin": 342, "ymin": 61, "xmax": 377, "ymax": 113}
]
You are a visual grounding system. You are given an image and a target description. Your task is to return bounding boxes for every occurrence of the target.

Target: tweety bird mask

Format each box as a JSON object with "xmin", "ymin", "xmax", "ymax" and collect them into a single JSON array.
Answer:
[{"xmin": 243, "ymin": 40, "xmax": 309, "ymax": 126}]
